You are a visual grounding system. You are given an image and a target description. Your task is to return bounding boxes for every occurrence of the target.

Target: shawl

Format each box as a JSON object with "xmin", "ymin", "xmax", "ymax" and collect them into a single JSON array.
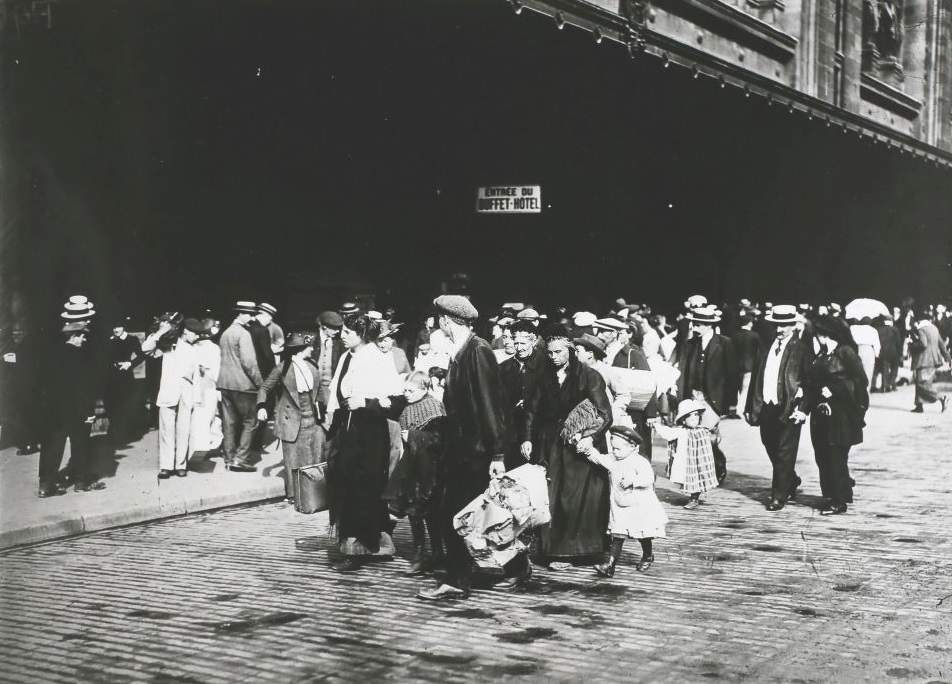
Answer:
[{"xmin": 399, "ymin": 394, "xmax": 447, "ymax": 431}]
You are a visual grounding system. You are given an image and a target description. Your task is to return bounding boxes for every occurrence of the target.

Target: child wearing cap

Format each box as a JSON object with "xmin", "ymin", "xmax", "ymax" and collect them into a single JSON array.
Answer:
[
  {"xmin": 578, "ymin": 425, "xmax": 668, "ymax": 577},
  {"xmin": 383, "ymin": 370, "xmax": 448, "ymax": 575},
  {"xmin": 651, "ymin": 399, "xmax": 720, "ymax": 509}
]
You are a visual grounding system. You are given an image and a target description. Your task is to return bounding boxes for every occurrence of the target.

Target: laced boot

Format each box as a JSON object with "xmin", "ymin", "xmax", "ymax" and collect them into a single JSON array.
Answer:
[{"xmin": 594, "ymin": 538, "xmax": 624, "ymax": 578}]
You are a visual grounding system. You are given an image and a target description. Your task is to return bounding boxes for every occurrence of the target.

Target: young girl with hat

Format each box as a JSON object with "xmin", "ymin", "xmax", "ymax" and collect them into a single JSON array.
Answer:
[
  {"xmin": 579, "ymin": 425, "xmax": 668, "ymax": 577},
  {"xmin": 651, "ymin": 399, "xmax": 720, "ymax": 509}
]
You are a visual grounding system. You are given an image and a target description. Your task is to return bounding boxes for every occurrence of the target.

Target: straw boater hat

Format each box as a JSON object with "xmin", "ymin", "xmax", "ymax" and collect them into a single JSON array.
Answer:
[
  {"xmin": 592, "ymin": 317, "xmax": 628, "ymax": 332},
  {"xmin": 257, "ymin": 302, "xmax": 277, "ymax": 316},
  {"xmin": 61, "ymin": 295, "xmax": 96, "ymax": 321},
  {"xmin": 366, "ymin": 310, "xmax": 383, "ymax": 321},
  {"xmin": 339, "ymin": 302, "xmax": 360, "ymax": 315},
  {"xmin": 685, "ymin": 294, "xmax": 708, "ymax": 309},
  {"xmin": 233, "ymin": 300, "xmax": 257, "ymax": 314},
  {"xmin": 517, "ymin": 308, "xmax": 546, "ymax": 322},
  {"xmin": 685, "ymin": 305, "xmax": 722, "ymax": 325},
  {"xmin": 675, "ymin": 398, "xmax": 707, "ymax": 424},
  {"xmin": 572, "ymin": 311, "xmax": 597, "ymax": 328},
  {"xmin": 764, "ymin": 304, "xmax": 799, "ymax": 325}
]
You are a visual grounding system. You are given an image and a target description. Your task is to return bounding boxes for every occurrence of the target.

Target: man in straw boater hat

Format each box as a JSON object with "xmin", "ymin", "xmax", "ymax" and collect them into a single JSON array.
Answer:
[
  {"xmin": 675, "ymin": 304, "xmax": 735, "ymax": 483},
  {"xmin": 217, "ymin": 301, "xmax": 264, "ymax": 472},
  {"xmin": 417, "ymin": 295, "xmax": 510, "ymax": 601},
  {"xmin": 36, "ymin": 296, "xmax": 108, "ymax": 497},
  {"xmin": 745, "ymin": 305, "xmax": 813, "ymax": 511}
]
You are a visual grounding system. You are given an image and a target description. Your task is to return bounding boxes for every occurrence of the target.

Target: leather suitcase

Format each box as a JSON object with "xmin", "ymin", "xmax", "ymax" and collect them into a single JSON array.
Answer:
[{"xmin": 294, "ymin": 463, "xmax": 329, "ymax": 514}]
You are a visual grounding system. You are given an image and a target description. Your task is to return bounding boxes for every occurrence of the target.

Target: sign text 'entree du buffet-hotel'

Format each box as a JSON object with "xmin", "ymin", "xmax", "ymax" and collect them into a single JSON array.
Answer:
[{"xmin": 476, "ymin": 185, "xmax": 542, "ymax": 213}]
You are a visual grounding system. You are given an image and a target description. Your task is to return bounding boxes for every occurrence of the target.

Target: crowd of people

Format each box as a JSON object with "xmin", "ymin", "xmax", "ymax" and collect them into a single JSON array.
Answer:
[{"xmin": 1, "ymin": 289, "xmax": 950, "ymax": 602}]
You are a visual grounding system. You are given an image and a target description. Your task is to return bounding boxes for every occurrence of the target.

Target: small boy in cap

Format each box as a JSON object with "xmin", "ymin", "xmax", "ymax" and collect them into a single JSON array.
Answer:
[{"xmin": 578, "ymin": 425, "xmax": 667, "ymax": 577}]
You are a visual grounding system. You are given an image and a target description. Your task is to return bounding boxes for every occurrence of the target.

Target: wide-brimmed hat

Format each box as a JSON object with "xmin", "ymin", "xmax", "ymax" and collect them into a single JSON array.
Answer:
[
  {"xmin": 501, "ymin": 302, "xmax": 525, "ymax": 314},
  {"xmin": 764, "ymin": 304, "xmax": 799, "ymax": 325},
  {"xmin": 60, "ymin": 295, "xmax": 96, "ymax": 321},
  {"xmin": 675, "ymin": 399, "xmax": 707, "ymax": 424},
  {"xmin": 284, "ymin": 331, "xmax": 312, "ymax": 353},
  {"xmin": 812, "ymin": 316, "xmax": 844, "ymax": 340},
  {"xmin": 685, "ymin": 305, "xmax": 722, "ymax": 325},
  {"xmin": 257, "ymin": 302, "xmax": 277, "ymax": 316},
  {"xmin": 233, "ymin": 300, "xmax": 257, "ymax": 314},
  {"xmin": 378, "ymin": 321, "xmax": 403, "ymax": 338},
  {"xmin": 573, "ymin": 333, "xmax": 606, "ymax": 359}
]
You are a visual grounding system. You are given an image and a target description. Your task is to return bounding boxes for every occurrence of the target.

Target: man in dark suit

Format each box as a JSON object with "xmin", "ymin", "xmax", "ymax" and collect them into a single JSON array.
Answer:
[
  {"xmin": 874, "ymin": 316, "xmax": 903, "ymax": 392},
  {"xmin": 418, "ymin": 295, "xmax": 508, "ymax": 602},
  {"xmin": 676, "ymin": 306, "xmax": 736, "ymax": 416},
  {"xmin": 676, "ymin": 305, "xmax": 735, "ymax": 482},
  {"xmin": 498, "ymin": 319, "xmax": 547, "ymax": 471},
  {"xmin": 745, "ymin": 305, "xmax": 813, "ymax": 511},
  {"xmin": 730, "ymin": 313, "xmax": 761, "ymax": 419},
  {"xmin": 313, "ymin": 311, "xmax": 345, "ymax": 414}
]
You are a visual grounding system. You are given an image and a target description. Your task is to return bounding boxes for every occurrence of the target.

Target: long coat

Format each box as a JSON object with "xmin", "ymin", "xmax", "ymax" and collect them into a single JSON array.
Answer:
[
  {"xmin": 218, "ymin": 322, "xmax": 263, "ymax": 392},
  {"xmin": 911, "ymin": 321, "xmax": 951, "ymax": 370},
  {"xmin": 677, "ymin": 333, "xmax": 736, "ymax": 416},
  {"xmin": 803, "ymin": 344, "xmax": 868, "ymax": 447},
  {"xmin": 526, "ymin": 356, "xmax": 613, "ymax": 559},
  {"xmin": 745, "ymin": 336, "xmax": 813, "ymax": 425},
  {"xmin": 498, "ymin": 347, "xmax": 547, "ymax": 468},
  {"xmin": 256, "ymin": 358, "xmax": 322, "ymax": 442}
]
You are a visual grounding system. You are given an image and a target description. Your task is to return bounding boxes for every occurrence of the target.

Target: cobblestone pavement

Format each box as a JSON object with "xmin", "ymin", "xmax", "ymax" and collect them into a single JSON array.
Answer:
[{"xmin": 1, "ymin": 385, "xmax": 951, "ymax": 683}]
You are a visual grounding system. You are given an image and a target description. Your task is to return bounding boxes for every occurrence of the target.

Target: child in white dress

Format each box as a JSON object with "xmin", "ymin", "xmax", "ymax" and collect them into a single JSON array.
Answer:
[
  {"xmin": 582, "ymin": 424, "xmax": 668, "ymax": 577},
  {"xmin": 651, "ymin": 398, "xmax": 720, "ymax": 509}
]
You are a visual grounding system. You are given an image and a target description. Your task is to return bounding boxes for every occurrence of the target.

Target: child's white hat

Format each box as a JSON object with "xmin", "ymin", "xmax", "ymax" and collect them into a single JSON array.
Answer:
[{"xmin": 675, "ymin": 399, "xmax": 707, "ymax": 424}]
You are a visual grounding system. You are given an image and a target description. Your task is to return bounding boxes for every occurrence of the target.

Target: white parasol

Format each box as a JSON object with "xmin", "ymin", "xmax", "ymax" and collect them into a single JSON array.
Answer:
[{"xmin": 845, "ymin": 298, "xmax": 890, "ymax": 321}]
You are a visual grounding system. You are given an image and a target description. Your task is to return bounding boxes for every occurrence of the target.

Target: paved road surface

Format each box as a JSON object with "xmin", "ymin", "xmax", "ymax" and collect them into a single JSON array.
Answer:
[{"xmin": 1, "ymin": 385, "xmax": 950, "ymax": 683}]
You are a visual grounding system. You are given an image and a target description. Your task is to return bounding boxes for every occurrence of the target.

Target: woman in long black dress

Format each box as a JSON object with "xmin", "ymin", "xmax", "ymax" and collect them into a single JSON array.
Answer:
[
  {"xmin": 325, "ymin": 314, "xmax": 405, "ymax": 571},
  {"xmin": 525, "ymin": 328, "xmax": 613, "ymax": 568},
  {"xmin": 801, "ymin": 316, "xmax": 869, "ymax": 515}
]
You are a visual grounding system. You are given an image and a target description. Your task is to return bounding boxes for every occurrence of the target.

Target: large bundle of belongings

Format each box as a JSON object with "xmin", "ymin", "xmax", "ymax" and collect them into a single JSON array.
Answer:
[{"xmin": 453, "ymin": 464, "xmax": 550, "ymax": 568}]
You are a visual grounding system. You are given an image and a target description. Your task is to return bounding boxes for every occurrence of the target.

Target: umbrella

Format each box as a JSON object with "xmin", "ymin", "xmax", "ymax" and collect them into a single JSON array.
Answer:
[{"xmin": 845, "ymin": 298, "xmax": 890, "ymax": 321}]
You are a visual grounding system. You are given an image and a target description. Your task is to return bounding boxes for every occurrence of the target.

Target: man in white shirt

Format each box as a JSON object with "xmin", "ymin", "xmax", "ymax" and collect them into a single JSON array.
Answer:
[{"xmin": 745, "ymin": 305, "xmax": 813, "ymax": 511}]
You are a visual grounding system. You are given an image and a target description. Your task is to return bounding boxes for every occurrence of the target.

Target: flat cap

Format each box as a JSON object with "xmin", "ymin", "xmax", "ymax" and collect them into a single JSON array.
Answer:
[
  {"xmin": 610, "ymin": 424, "xmax": 643, "ymax": 446},
  {"xmin": 592, "ymin": 317, "xmax": 628, "ymax": 332},
  {"xmin": 433, "ymin": 295, "xmax": 478, "ymax": 321},
  {"xmin": 572, "ymin": 311, "xmax": 597, "ymax": 327},
  {"xmin": 317, "ymin": 311, "xmax": 343, "ymax": 328},
  {"xmin": 183, "ymin": 318, "xmax": 204, "ymax": 333}
]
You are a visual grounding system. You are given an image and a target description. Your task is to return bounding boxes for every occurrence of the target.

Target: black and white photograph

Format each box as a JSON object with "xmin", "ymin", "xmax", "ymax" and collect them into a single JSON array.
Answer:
[{"xmin": 1, "ymin": 0, "xmax": 951, "ymax": 681}]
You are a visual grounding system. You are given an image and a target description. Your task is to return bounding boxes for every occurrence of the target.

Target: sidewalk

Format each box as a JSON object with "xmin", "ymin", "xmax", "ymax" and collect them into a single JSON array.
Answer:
[{"xmin": 0, "ymin": 425, "xmax": 286, "ymax": 549}]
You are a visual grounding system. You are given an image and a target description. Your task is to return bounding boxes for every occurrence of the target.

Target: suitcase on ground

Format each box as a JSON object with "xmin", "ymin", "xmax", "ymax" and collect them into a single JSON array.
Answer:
[{"xmin": 294, "ymin": 463, "xmax": 328, "ymax": 514}]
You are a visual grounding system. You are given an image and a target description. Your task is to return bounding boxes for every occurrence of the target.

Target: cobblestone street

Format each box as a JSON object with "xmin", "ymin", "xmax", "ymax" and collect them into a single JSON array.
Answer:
[{"xmin": 1, "ymin": 385, "xmax": 951, "ymax": 683}]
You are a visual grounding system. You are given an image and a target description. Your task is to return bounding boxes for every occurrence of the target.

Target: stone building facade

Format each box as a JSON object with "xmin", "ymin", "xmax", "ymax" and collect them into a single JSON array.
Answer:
[{"xmin": 511, "ymin": 0, "xmax": 952, "ymax": 164}]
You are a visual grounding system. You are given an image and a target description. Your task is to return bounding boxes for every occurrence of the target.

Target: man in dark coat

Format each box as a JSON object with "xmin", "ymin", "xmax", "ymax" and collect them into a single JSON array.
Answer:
[
  {"xmin": 874, "ymin": 316, "xmax": 903, "ymax": 392},
  {"xmin": 218, "ymin": 301, "xmax": 264, "ymax": 471},
  {"xmin": 730, "ymin": 313, "xmax": 762, "ymax": 419},
  {"xmin": 1, "ymin": 324, "xmax": 41, "ymax": 454},
  {"xmin": 498, "ymin": 319, "xmax": 547, "ymax": 471},
  {"xmin": 36, "ymin": 296, "xmax": 108, "ymax": 497},
  {"xmin": 676, "ymin": 305, "xmax": 735, "ymax": 482},
  {"xmin": 418, "ymin": 295, "xmax": 509, "ymax": 602},
  {"xmin": 745, "ymin": 305, "xmax": 813, "ymax": 511}
]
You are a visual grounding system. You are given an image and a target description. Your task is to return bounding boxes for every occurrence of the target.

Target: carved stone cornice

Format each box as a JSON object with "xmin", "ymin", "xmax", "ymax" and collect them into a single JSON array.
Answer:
[{"xmin": 860, "ymin": 72, "xmax": 922, "ymax": 119}]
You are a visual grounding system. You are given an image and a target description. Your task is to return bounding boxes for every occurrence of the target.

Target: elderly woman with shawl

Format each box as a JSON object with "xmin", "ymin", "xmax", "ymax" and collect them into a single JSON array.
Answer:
[
  {"xmin": 324, "ymin": 313, "xmax": 405, "ymax": 571},
  {"xmin": 523, "ymin": 325, "xmax": 613, "ymax": 569}
]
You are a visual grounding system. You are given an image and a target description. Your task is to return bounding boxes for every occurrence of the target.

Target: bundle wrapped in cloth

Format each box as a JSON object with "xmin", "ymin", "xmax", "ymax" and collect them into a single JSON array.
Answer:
[{"xmin": 453, "ymin": 464, "xmax": 550, "ymax": 568}]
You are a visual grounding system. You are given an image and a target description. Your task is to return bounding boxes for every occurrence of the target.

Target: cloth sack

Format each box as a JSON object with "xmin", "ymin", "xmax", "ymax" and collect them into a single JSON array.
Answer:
[
  {"xmin": 612, "ymin": 367, "xmax": 657, "ymax": 411},
  {"xmin": 489, "ymin": 463, "xmax": 551, "ymax": 528}
]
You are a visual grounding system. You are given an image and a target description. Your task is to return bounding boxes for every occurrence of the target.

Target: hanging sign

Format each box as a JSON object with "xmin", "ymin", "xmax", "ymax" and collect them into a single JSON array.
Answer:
[{"xmin": 476, "ymin": 185, "xmax": 542, "ymax": 213}]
